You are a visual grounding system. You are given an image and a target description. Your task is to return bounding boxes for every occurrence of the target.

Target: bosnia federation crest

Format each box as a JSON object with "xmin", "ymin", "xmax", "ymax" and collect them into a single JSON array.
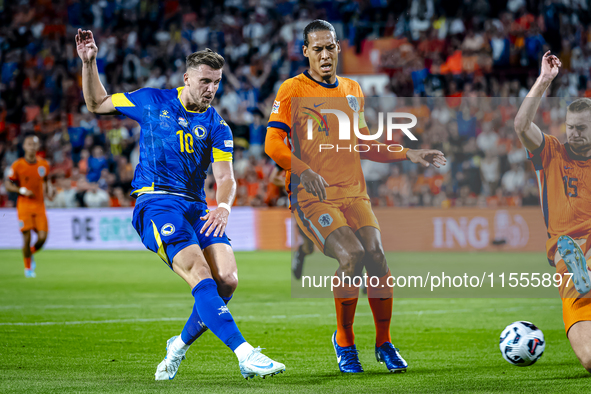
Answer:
[
  {"xmin": 160, "ymin": 223, "xmax": 175, "ymax": 236},
  {"xmin": 38, "ymin": 166, "xmax": 46, "ymax": 177},
  {"xmin": 318, "ymin": 213, "xmax": 333, "ymax": 228},
  {"xmin": 346, "ymin": 95, "xmax": 360, "ymax": 112},
  {"xmin": 193, "ymin": 125, "xmax": 207, "ymax": 140}
]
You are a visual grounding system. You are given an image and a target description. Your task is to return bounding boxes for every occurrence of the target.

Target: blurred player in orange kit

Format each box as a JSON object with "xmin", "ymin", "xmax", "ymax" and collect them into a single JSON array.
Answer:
[
  {"xmin": 515, "ymin": 51, "xmax": 591, "ymax": 373},
  {"xmin": 5, "ymin": 134, "xmax": 53, "ymax": 278},
  {"xmin": 268, "ymin": 164, "xmax": 315, "ymax": 279},
  {"xmin": 265, "ymin": 20, "xmax": 446, "ymax": 373}
]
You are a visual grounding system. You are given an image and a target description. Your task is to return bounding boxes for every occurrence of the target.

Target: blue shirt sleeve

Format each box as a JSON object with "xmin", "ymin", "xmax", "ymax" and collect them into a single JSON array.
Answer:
[
  {"xmin": 112, "ymin": 88, "xmax": 156, "ymax": 123},
  {"xmin": 210, "ymin": 118, "xmax": 233, "ymax": 163}
]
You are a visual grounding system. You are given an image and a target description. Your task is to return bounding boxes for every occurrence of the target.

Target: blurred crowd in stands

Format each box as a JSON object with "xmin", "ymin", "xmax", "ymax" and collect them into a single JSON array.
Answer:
[{"xmin": 0, "ymin": 0, "xmax": 589, "ymax": 208}]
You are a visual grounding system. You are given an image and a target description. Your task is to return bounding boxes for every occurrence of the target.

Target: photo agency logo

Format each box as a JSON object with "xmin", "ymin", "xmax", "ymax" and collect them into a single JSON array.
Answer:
[{"xmin": 304, "ymin": 95, "xmax": 418, "ymax": 152}]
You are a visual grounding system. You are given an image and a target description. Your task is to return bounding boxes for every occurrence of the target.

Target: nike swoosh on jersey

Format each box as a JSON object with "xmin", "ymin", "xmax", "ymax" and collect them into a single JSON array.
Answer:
[{"xmin": 314, "ymin": 102, "xmax": 325, "ymax": 108}]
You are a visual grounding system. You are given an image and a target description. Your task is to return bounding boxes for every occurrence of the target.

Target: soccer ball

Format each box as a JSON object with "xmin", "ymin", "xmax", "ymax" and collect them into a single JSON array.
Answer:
[{"xmin": 499, "ymin": 321, "xmax": 545, "ymax": 366}]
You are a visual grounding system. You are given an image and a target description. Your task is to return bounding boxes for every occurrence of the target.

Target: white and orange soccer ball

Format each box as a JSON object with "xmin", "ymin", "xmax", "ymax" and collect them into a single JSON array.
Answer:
[{"xmin": 499, "ymin": 321, "xmax": 545, "ymax": 366}]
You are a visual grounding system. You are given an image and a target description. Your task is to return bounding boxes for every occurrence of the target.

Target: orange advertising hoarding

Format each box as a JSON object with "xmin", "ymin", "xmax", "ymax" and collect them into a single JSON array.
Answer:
[{"xmin": 255, "ymin": 208, "xmax": 548, "ymax": 252}]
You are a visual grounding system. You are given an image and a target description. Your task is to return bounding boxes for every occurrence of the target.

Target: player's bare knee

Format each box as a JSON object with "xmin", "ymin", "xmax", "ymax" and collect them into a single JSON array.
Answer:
[
  {"xmin": 369, "ymin": 245, "xmax": 385, "ymax": 261},
  {"xmin": 217, "ymin": 271, "xmax": 238, "ymax": 296},
  {"xmin": 364, "ymin": 248, "xmax": 388, "ymax": 277},
  {"xmin": 338, "ymin": 248, "xmax": 365, "ymax": 277},
  {"xmin": 365, "ymin": 247, "xmax": 386, "ymax": 266}
]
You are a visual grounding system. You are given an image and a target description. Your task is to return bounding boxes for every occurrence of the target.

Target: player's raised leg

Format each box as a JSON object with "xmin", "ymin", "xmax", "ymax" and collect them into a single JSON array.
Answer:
[
  {"xmin": 568, "ymin": 321, "xmax": 591, "ymax": 373},
  {"xmin": 356, "ymin": 226, "xmax": 408, "ymax": 373},
  {"xmin": 324, "ymin": 227, "xmax": 366, "ymax": 373},
  {"xmin": 558, "ymin": 235, "xmax": 591, "ymax": 374},
  {"xmin": 557, "ymin": 235, "xmax": 591, "ymax": 295},
  {"xmin": 168, "ymin": 243, "xmax": 238, "ymax": 356},
  {"xmin": 205, "ymin": 244, "xmax": 284, "ymax": 380},
  {"xmin": 162, "ymin": 244, "xmax": 284, "ymax": 380}
]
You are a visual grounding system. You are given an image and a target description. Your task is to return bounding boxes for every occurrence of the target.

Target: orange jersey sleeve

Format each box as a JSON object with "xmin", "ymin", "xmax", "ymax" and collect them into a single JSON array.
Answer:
[
  {"xmin": 265, "ymin": 127, "xmax": 310, "ymax": 176},
  {"xmin": 8, "ymin": 160, "xmax": 21, "ymax": 183},
  {"xmin": 268, "ymin": 78, "xmax": 295, "ymax": 134},
  {"xmin": 266, "ymin": 78, "xmax": 311, "ymax": 176}
]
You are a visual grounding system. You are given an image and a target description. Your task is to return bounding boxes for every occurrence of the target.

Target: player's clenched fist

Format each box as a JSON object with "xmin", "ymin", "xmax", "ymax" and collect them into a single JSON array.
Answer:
[
  {"xmin": 75, "ymin": 29, "xmax": 98, "ymax": 64},
  {"xmin": 200, "ymin": 208, "xmax": 229, "ymax": 237},
  {"xmin": 300, "ymin": 168, "xmax": 329, "ymax": 202}
]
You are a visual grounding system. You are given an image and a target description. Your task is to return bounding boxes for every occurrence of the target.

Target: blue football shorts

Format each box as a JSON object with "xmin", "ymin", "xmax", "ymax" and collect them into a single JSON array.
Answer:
[{"xmin": 132, "ymin": 194, "xmax": 231, "ymax": 268}]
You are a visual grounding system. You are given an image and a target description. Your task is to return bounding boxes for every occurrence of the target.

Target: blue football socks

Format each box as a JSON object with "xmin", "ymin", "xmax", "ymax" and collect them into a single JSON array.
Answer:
[
  {"xmin": 181, "ymin": 292, "xmax": 232, "ymax": 345},
  {"xmin": 183, "ymin": 278, "xmax": 245, "ymax": 351}
]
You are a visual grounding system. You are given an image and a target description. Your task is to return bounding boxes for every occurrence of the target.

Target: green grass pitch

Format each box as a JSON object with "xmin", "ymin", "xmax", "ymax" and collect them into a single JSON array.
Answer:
[{"xmin": 0, "ymin": 250, "xmax": 589, "ymax": 393}]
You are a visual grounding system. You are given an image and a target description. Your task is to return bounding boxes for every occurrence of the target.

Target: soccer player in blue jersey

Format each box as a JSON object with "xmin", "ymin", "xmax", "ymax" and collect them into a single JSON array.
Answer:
[{"xmin": 76, "ymin": 29, "xmax": 285, "ymax": 381}]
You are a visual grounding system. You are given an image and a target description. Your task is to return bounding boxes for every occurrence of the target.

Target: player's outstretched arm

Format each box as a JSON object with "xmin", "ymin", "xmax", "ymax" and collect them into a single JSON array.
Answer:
[
  {"xmin": 514, "ymin": 51, "xmax": 561, "ymax": 152},
  {"xmin": 200, "ymin": 161, "xmax": 236, "ymax": 237},
  {"xmin": 76, "ymin": 29, "xmax": 118, "ymax": 115},
  {"xmin": 357, "ymin": 126, "xmax": 446, "ymax": 168},
  {"xmin": 406, "ymin": 149, "xmax": 447, "ymax": 168}
]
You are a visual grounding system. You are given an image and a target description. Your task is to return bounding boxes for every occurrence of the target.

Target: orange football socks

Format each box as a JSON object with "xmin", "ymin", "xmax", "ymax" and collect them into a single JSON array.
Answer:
[
  {"xmin": 367, "ymin": 270, "xmax": 393, "ymax": 347},
  {"xmin": 333, "ymin": 271, "xmax": 360, "ymax": 347}
]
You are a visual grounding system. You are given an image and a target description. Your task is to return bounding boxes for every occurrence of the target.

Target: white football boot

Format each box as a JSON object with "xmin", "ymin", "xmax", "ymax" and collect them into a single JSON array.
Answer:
[
  {"xmin": 154, "ymin": 335, "xmax": 187, "ymax": 380},
  {"xmin": 239, "ymin": 347, "xmax": 285, "ymax": 379}
]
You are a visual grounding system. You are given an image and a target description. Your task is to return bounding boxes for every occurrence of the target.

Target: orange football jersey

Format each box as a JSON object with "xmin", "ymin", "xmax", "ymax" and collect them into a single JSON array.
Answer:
[
  {"xmin": 268, "ymin": 71, "xmax": 368, "ymax": 203},
  {"xmin": 8, "ymin": 158, "xmax": 49, "ymax": 211},
  {"xmin": 528, "ymin": 134, "xmax": 591, "ymax": 263}
]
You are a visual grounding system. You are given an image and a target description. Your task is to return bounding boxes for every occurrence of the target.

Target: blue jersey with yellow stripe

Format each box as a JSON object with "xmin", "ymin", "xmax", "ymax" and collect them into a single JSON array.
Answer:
[{"xmin": 112, "ymin": 87, "xmax": 233, "ymax": 204}]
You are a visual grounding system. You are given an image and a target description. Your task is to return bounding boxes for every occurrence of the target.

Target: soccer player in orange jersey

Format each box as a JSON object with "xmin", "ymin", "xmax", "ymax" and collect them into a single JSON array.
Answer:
[
  {"xmin": 5, "ymin": 134, "xmax": 53, "ymax": 278},
  {"xmin": 515, "ymin": 51, "xmax": 591, "ymax": 374},
  {"xmin": 265, "ymin": 20, "xmax": 446, "ymax": 373}
]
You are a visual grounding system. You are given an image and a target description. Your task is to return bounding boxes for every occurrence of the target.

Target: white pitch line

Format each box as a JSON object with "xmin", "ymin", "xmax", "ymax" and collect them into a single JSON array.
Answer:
[
  {"xmin": 0, "ymin": 300, "xmax": 335, "ymax": 311},
  {"xmin": 0, "ymin": 298, "xmax": 561, "ymax": 311},
  {"xmin": 0, "ymin": 317, "xmax": 186, "ymax": 326},
  {"xmin": 0, "ymin": 305, "xmax": 559, "ymax": 326}
]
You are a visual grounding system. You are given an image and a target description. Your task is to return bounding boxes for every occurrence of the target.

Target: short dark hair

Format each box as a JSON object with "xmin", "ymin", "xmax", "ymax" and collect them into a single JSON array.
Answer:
[
  {"xmin": 567, "ymin": 98, "xmax": 591, "ymax": 114},
  {"xmin": 23, "ymin": 132, "xmax": 38, "ymax": 142},
  {"xmin": 303, "ymin": 20, "xmax": 337, "ymax": 47},
  {"xmin": 186, "ymin": 48, "xmax": 225, "ymax": 71}
]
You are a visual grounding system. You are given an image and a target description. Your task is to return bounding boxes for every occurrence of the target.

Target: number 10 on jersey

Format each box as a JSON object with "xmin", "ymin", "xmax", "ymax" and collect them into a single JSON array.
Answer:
[{"xmin": 177, "ymin": 130, "xmax": 194, "ymax": 153}]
